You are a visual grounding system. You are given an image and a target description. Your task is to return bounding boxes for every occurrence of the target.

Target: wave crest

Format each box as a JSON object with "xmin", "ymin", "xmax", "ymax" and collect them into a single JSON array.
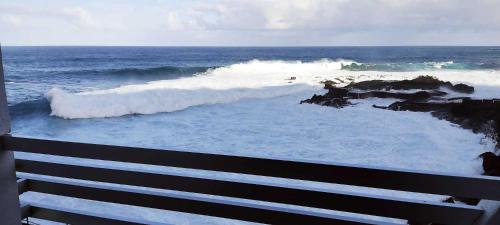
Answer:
[
  {"xmin": 46, "ymin": 59, "xmax": 356, "ymax": 119},
  {"xmin": 340, "ymin": 61, "xmax": 498, "ymax": 71},
  {"xmin": 46, "ymin": 85, "xmax": 312, "ymax": 119},
  {"xmin": 46, "ymin": 58, "xmax": 500, "ymax": 119}
]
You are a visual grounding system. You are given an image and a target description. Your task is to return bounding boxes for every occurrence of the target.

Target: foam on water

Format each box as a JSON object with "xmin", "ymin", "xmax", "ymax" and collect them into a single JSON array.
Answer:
[
  {"xmin": 17, "ymin": 57, "xmax": 500, "ymax": 224},
  {"xmin": 46, "ymin": 85, "xmax": 314, "ymax": 118},
  {"xmin": 46, "ymin": 59, "xmax": 500, "ymax": 119},
  {"xmin": 46, "ymin": 59, "xmax": 349, "ymax": 118},
  {"xmin": 8, "ymin": 47, "xmax": 500, "ymax": 224},
  {"xmin": 20, "ymin": 89, "xmax": 495, "ymax": 225},
  {"xmin": 340, "ymin": 61, "xmax": 499, "ymax": 71}
]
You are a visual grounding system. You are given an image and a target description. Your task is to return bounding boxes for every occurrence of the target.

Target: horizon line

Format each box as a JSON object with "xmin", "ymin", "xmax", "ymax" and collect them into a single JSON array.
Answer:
[{"xmin": 2, "ymin": 45, "xmax": 500, "ymax": 48}]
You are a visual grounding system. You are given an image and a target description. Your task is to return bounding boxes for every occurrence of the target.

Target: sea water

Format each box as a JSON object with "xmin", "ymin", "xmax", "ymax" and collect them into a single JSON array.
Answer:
[{"xmin": 4, "ymin": 46, "xmax": 500, "ymax": 224}]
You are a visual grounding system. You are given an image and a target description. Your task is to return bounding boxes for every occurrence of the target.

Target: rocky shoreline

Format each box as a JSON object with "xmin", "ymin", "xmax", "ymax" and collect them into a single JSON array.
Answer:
[
  {"xmin": 301, "ymin": 76, "xmax": 500, "ymax": 176},
  {"xmin": 301, "ymin": 76, "xmax": 500, "ymax": 221}
]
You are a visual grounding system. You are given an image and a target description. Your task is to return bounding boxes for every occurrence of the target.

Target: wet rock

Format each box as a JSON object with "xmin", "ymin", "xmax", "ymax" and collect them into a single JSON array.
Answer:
[
  {"xmin": 479, "ymin": 152, "xmax": 500, "ymax": 176},
  {"xmin": 325, "ymin": 87, "xmax": 349, "ymax": 98},
  {"xmin": 377, "ymin": 99, "xmax": 500, "ymax": 177},
  {"xmin": 376, "ymin": 99, "xmax": 500, "ymax": 146},
  {"xmin": 346, "ymin": 76, "xmax": 474, "ymax": 94},
  {"xmin": 300, "ymin": 88, "xmax": 350, "ymax": 108},
  {"xmin": 303, "ymin": 77, "xmax": 499, "ymax": 178},
  {"xmin": 453, "ymin": 83, "xmax": 474, "ymax": 94},
  {"xmin": 321, "ymin": 80, "xmax": 337, "ymax": 89},
  {"xmin": 347, "ymin": 90, "xmax": 445, "ymax": 101},
  {"xmin": 303, "ymin": 77, "xmax": 500, "ymax": 217},
  {"xmin": 373, "ymin": 101, "xmax": 454, "ymax": 112},
  {"xmin": 301, "ymin": 87, "xmax": 446, "ymax": 108}
]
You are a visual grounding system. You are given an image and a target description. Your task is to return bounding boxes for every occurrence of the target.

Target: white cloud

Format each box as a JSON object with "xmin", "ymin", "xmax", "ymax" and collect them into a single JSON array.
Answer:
[
  {"xmin": 61, "ymin": 7, "xmax": 99, "ymax": 29},
  {"xmin": 0, "ymin": 15, "xmax": 23, "ymax": 27},
  {"xmin": 0, "ymin": 0, "xmax": 499, "ymax": 46}
]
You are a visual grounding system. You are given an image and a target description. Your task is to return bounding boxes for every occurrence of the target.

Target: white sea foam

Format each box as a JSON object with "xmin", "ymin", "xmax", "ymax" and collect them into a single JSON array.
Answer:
[
  {"xmin": 46, "ymin": 85, "xmax": 314, "ymax": 119},
  {"xmin": 22, "ymin": 90, "xmax": 494, "ymax": 224},
  {"xmin": 429, "ymin": 61, "xmax": 454, "ymax": 69},
  {"xmin": 46, "ymin": 59, "xmax": 500, "ymax": 119},
  {"xmin": 24, "ymin": 58, "xmax": 500, "ymax": 224}
]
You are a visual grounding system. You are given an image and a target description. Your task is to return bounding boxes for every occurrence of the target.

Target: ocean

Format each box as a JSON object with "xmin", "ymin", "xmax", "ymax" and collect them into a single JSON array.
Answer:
[{"xmin": 5, "ymin": 46, "xmax": 500, "ymax": 224}]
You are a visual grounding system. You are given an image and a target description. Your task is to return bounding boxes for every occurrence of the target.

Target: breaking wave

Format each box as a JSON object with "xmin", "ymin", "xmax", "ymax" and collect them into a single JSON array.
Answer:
[
  {"xmin": 46, "ymin": 59, "xmax": 358, "ymax": 119},
  {"xmin": 45, "ymin": 58, "xmax": 500, "ymax": 119},
  {"xmin": 46, "ymin": 85, "xmax": 313, "ymax": 119}
]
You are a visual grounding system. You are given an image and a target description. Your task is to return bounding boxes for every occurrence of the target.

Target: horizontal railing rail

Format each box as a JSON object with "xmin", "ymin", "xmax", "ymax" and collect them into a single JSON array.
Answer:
[
  {"xmin": 14, "ymin": 158, "xmax": 483, "ymax": 225},
  {"xmin": 6, "ymin": 135, "xmax": 500, "ymax": 200},
  {"xmin": 21, "ymin": 202, "xmax": 148, "ymax": 225},
  {"xmin": 19, "ymin": 174, "xmax": 401, "ymax": 225},
  {"xmin": 7, "ymin": 135, "xmax": 500, "ymax": 225}
]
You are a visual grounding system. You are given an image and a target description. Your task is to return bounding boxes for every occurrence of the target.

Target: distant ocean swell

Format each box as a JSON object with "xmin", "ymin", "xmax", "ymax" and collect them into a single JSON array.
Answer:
[
  {"xmin": 340, "ymin": 61, "xmax": 500, "ymax": 71},
  {"xmin": 105, "ymin": 66, "xmax": 215, "ymax": 76},
  {"xmin": 9, "ymin": 99, "xmax": 51, "ymax": 118},
  {"xmin": 54, "ymin": 66, "xmax": 216, "ymax": 77},
  {"xmin": 46, "ymin": 60, "xmax": 499, "ymax": 78}
]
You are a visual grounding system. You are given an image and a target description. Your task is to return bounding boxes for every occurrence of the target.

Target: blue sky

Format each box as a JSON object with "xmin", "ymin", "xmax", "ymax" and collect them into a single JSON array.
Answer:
[{"xmin": 1, "ymin": 0, "xmax": 500, "ymax": 46}]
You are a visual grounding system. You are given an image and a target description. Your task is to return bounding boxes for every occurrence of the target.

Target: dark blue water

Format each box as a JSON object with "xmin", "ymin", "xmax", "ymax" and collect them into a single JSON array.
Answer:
[{"xmin": 3, "ymin": 46, "xmax": 500, "ymax": 118}]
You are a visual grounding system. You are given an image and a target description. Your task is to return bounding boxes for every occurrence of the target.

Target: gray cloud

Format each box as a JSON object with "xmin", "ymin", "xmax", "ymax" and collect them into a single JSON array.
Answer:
[{"xmin": 1, "ymin": 0, "xmax": 499, "ymax": 46}]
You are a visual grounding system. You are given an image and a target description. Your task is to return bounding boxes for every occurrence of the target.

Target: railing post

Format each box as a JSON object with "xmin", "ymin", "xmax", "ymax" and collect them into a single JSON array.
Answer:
[
  {"xmin": 0, "ymin": 44, "xmax": 22, "ymax": 224},
  {"xmin": 473, "ymin": 200, "xmax": 500, "ymax": 225}
]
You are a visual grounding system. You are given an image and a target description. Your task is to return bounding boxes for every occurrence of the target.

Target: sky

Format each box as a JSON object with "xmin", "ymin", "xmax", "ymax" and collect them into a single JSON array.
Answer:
[{"xmin": 1, "ymin": 0, "xmax": 500, "ymax": 46}]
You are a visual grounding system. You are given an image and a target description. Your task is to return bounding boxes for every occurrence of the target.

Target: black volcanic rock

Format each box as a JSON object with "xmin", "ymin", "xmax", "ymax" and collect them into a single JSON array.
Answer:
[
  {"xmin": 303, "ymin": 76, "xmax": 500, "ymax": 178},
  {"xmin": 300, "ymin": 88, "xmax": 350, "ymax": 108},
  {"xmin": 348, "ymin": 90, "xmax": 446, "ymax": 101},
  {"xmin": 346, "ymin": 76, "xmax": 474, "ymax": 94},
  {"xmin": 300, "ymin": 79, "xmax": 449, "ymax": 108},
  {"xmin": 452, "ymin": 83, "xmax": 475, "ymax": 94},
  {"xmin": 479, "ymin": 152, "xmax": 500, "ymax": 176},
  {"xmin": 321, "ymin": 80, "xmax": 338, "ymax": 89},
  {"xmin": 376, "ymin": 99, "xmax": 500, "ymax": 146}
]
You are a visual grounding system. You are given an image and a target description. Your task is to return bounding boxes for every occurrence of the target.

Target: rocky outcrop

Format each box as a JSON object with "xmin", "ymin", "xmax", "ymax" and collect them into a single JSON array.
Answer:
[
  {"xmin": 375, "ymin": 99, "xmax": 500, "ymax": 148},
  {"xmin": 301, "ymin": 76, "xmax": 500, "ymax": 179},
  {"xmin": 300, "ymin": 76, "xmax": 456, "ymax": 108},
  {"xmin": 345, "ymin": 75, "xmax": 474, "ymax": 94},
  {"xmin": 300, "ymin": 87, "xmax": 446, "ymax": 108},
  {"xmin": 300, "ymin": 87, "xmax": 350, "ymax": 107},
  {"xmin": 479, "ymin": 152, "xmax": 500, "ymax": 176},
  {"xmin": 302, "ymin": 76, "xmax": 500, "ymax": 225}
]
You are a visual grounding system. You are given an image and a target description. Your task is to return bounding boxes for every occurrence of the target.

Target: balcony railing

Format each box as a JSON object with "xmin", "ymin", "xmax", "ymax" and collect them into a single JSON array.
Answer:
[{"xmin": 0, "ymin": 45, "xmax": 499, "ymax": 225}]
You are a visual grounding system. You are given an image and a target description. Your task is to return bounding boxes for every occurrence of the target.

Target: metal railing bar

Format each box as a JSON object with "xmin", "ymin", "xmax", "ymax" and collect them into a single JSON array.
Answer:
[
  {"xmin": 20, "ymin": 202, "xmax": 31, "ymax": 219},
  {"xmin": 18, "ymin": 174, "xmax": 401, "ymax": 225},
  {"xmin": 6, "ymin": 135, "xmax": 500, "ymax": 201},
  {"xmin": 20, "ymin": 201, "xmax": 149, "ymax": 225},
  {"xmin": 18, "ymin": 178, "xmax": 28, "ymax": 195},
  {"xmin": 15, "ymin": 159, "xmax": 483, "ymax": 225}
]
